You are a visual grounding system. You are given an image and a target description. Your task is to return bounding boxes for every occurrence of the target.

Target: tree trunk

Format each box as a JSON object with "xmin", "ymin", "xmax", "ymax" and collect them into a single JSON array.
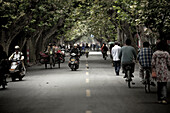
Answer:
[
  {"xmin": 121, "ymin": 22, "xmax": 138, "ymax": 51},
  {"xmin": 42, "ymin": 17, "xmax": 65, "ymax": 50}
]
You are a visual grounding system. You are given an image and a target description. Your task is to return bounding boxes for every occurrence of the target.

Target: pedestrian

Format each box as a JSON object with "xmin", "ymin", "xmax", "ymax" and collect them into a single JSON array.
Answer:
[
  {"xmin": 151, "ymin": 40, "xmax": 170, "ymax": 104},
  {"xmin": 111, "ymin": 41, "xmax": 121, "ymax": 75},
  {"xmin": 101, "ymin": 43, "xmax": 108, "ymax": 59},
  {"xmin": 110, "ymin": 43, "xmax": 115, "ymax": 60}
]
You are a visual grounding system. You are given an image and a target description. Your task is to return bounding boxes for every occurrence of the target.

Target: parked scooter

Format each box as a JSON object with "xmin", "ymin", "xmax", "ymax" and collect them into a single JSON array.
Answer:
[
  {"xmin": 9, "ymin": 60, "xmax": 26, "ymax": 81},
  {"xmin": 68, "ymin": 53, "xmax": 79, "ymax": 71}
]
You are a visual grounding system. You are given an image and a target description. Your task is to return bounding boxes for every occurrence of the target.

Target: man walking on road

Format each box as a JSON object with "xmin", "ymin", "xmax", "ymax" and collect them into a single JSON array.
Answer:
[{"xmin": 111, "ymin": 41, "xmax": 121, "ymax": 75}]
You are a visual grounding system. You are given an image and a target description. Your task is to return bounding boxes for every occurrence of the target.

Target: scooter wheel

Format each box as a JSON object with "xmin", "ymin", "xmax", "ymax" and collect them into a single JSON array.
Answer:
[
  {"xmin": 11, "ymin": 77, "xmax": 15, "ymax": 81},
  {"xmin": 19, "ymin": 77, "xmax": 22, "ymax": 81},
  {"xmin": 2, "ymin": 84, "xmax": 6, "ymax": 89}
]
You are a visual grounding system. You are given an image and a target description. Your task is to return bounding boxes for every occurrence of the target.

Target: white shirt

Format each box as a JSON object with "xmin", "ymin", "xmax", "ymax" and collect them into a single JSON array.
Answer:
[
  {"xmin": 111, "ymin": 45, "xmax": 121, "ymax": 61},
  {"xmin": 9, "ymin": 52, "xmax": 24, "ymax": 60}
]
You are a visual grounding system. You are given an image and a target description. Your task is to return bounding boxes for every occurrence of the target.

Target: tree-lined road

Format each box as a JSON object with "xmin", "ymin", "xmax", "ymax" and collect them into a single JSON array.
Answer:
[{"xmin": 0, "ymin": 52, "xmax": 169, "ymax": 113}]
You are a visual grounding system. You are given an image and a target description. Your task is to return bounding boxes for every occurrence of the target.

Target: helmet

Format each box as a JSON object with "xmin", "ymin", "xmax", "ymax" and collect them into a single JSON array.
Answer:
[
  {"xmin": 49, "ymin": 43, "xmax": 53, "ymax": 46},
  {"xmin": 74, "ymin": 44, "xmax": 77, "ymax": 47},
  {"xmin": 15, "ymin": 45, "xmax": 20, "ymax": 49}
]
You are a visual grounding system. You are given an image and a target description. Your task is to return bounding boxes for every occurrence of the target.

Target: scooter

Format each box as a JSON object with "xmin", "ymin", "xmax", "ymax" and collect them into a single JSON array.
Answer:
[
  {"xmin": 68, "ymin": 53, "xmax": 79, "ymax": 71},
  {"xmin": 39, "ymin": 51, "xmax": 60, "ymax": 69},
  {"xmin": 9, "ymin": 60, "xmax": 26, "ymax": 81}
]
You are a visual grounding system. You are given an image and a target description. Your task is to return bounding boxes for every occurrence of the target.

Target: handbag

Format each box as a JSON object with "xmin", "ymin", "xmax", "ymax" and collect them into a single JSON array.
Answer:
[{"xmin": 152, "ymin": 69, "xmax": 157, "ymax": 78}]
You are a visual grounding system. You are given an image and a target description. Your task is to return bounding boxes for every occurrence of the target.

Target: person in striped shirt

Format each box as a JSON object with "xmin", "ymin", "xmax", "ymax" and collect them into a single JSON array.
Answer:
[{"xmin": 137, "ymin": 42, "xmax": 155, "ymax": 85}]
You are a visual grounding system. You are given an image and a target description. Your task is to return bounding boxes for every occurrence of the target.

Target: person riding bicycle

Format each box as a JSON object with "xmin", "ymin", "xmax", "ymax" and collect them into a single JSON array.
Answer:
[
  {"xmin": 85, "ymin": 43, "xmax": 90, "ymax": 52},
  {"xmin": 101, "ymin": 43, "xmax": 108, "ymax": 58},
  {"xmin": 137, "ymin": 42, "xmax": 155, "ymax": 86},
  {"xmin": 119, "ymin": 39, "xmax": 137, "ymax": 78}
]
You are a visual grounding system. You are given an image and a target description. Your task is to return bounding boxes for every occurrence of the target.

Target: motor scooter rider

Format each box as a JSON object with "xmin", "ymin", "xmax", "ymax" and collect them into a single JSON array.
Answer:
[
  {"xmin": 60, "ymin": 44, "xmax": 66, "ymax": 54},
  {"xmin": 45, "ymin": 43, "xmax": 55, "ymax": 66},
  {"xmin": 9, "ymin": 45, "xmax": 25, "ymax": 74},
  {"xmin": 70, "ymin": 44, "xmax": 79, "ymax": 61}
]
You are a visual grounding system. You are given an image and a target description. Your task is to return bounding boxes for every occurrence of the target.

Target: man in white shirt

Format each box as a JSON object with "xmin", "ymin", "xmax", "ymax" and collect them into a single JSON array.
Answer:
[{"xmin": 111, "ymin": 41, "xmax": 121, "ymax": 75}]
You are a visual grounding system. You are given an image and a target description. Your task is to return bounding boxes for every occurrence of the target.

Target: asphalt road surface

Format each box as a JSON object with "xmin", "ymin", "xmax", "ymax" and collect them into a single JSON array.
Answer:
[{"xmin": 0, "ymin": 51, "xmax": 170, "ymax": 113}]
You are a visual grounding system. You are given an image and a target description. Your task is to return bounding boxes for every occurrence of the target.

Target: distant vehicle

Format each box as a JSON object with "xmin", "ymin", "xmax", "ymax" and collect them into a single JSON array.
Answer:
[
  {"xmin": 68, "ymin": 53, "xmax": 79, "ymax": 71},
  {"xmin": 39, "ymin": 51, "xmax": 60, "ymax": 69}
]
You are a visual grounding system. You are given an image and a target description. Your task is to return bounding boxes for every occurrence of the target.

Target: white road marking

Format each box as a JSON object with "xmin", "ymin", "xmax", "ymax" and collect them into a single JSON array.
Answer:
[
  {"xmin": 86, "ymin": 78, "xmax": 89, "ymax": 83},
  {"xmin": 86, "ymin": 64, "xmax": 89, "ymax": 67},
  {"xmin": 86, "ymin": 89, "xmax": 91, "ymax": 97},
  {"xmin": 86, "ymin": 111, "xmax": 92, "ymax": 113}
]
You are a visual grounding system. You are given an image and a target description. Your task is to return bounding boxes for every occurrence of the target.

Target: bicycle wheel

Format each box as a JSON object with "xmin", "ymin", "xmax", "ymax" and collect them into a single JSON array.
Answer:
[
  {"xmin": 145, "ymin": 70, "xmax": 151, "ymax": 93},
  {"xmin": 127, "ymin": 70, "xmax": 131, "ymax": 88}
]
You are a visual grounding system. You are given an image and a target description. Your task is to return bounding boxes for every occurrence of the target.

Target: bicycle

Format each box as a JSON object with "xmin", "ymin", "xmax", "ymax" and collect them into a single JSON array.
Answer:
[
  {"xmin": 143, "ymin": 67, "xmax": 151, "ymax": 93},
  {"xmin": 124, "ymin": 64, "xmax": 135, "ymax": 88}
]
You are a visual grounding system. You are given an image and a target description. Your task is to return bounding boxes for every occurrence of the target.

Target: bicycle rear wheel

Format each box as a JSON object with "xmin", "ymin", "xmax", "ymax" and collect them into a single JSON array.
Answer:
[
  {"xmin": 144, "ymin": 70, "xmax": 151, "ymax": 93},
  {"xmin": 127, "ymin": 70, "xmax": 131, "ymax": 88}
]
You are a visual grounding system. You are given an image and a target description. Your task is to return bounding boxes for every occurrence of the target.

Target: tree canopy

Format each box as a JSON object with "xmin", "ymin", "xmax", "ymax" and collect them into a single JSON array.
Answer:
[{"xmin": 1, "ymin": 0, "xmax": 169, "ymax": 46}]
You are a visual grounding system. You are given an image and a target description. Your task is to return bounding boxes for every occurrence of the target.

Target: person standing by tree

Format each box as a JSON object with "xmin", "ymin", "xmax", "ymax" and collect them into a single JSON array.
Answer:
[
  {"xmin": 151, "ymin": 40, "xmax": 170, "ymax": 104},
  {"xmin": 111, "ymin": 41, "xmax": 121, "ymax": 75}
]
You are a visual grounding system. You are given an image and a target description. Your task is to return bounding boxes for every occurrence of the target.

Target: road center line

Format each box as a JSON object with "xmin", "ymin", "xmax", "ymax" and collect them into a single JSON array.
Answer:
[
  {"xmin": 86, "ymin": 78, "xmax": 89, "ymax": 83},
  {"xmin": 86, "ymin": 111, "xmax": 92, "ymax": 113},
  {"xmin": 86, "ymin": 89, "xmax": 91, "ymax": 97},
  {"xmin": 86, "ymin": 72, "xmax": 89, "ymax": 75},
  {"xmin": 86, "ymin": 64, "xmax": 88, "ymax": 67}
]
